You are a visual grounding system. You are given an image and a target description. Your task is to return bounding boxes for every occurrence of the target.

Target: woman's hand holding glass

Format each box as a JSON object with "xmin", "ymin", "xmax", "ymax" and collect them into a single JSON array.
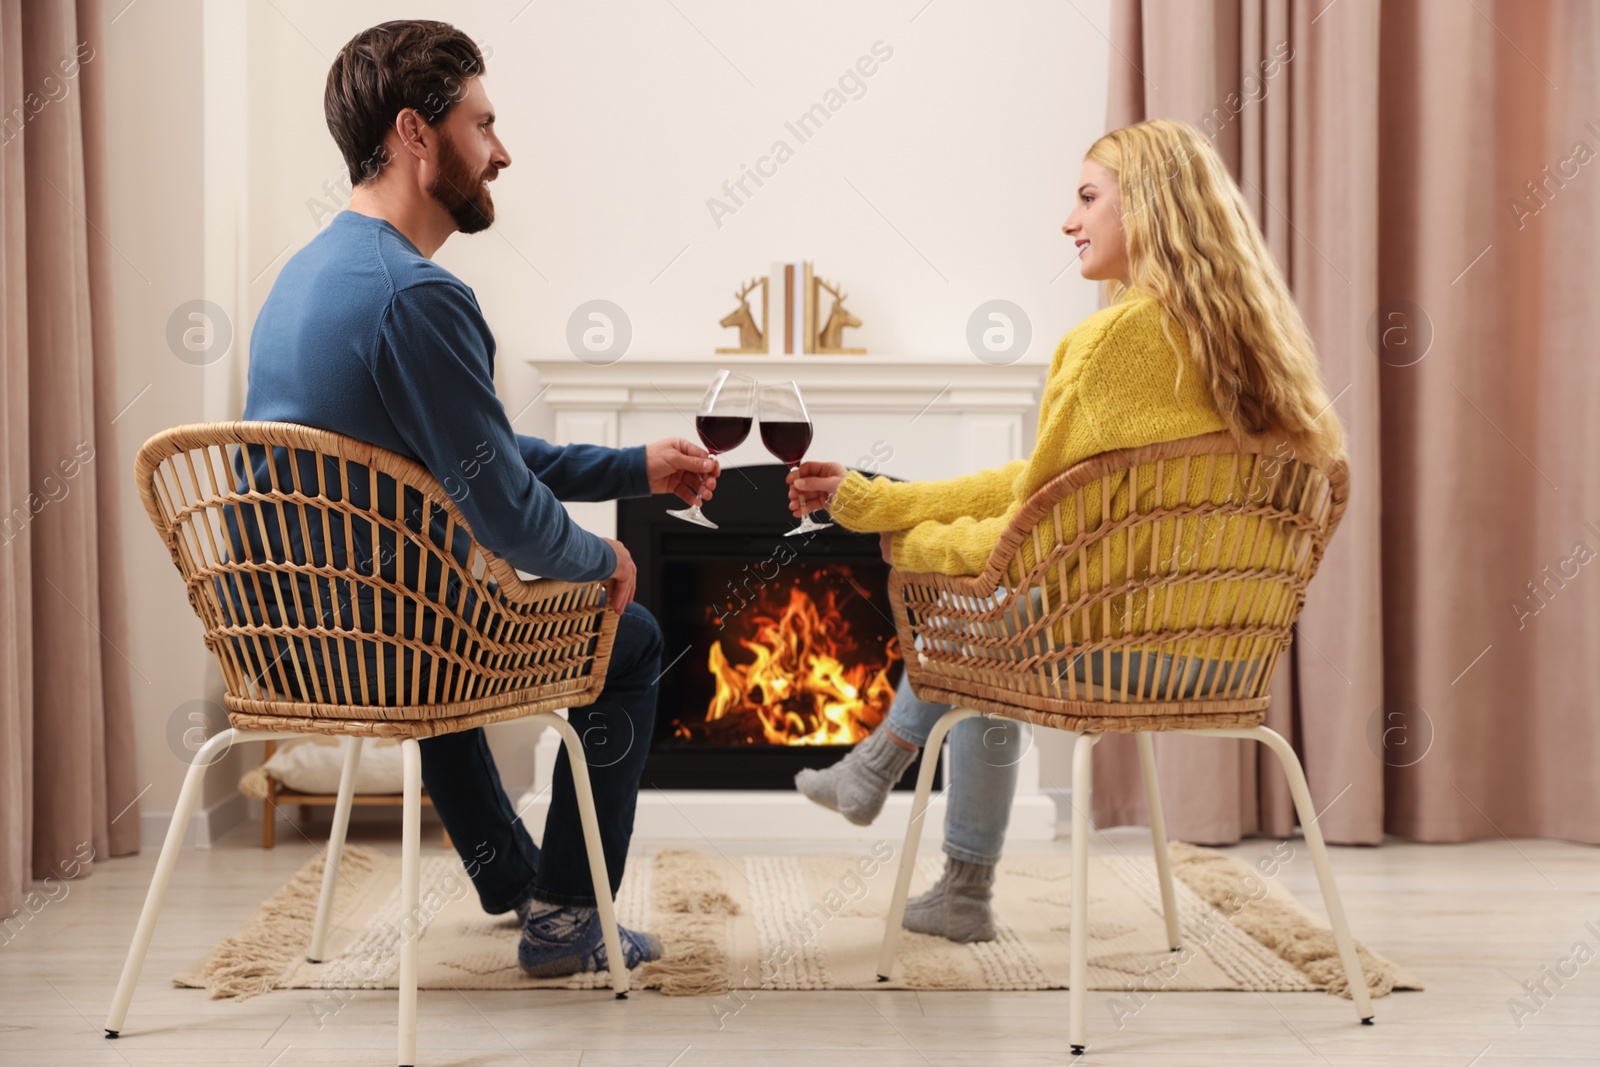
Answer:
[
  {"xmin": 786, "ymin": 461, "xmax": 847, "ymax": 518},
  {"xmin": 786, "ymin": 463, "xmax": 897, "ymax": 563}
]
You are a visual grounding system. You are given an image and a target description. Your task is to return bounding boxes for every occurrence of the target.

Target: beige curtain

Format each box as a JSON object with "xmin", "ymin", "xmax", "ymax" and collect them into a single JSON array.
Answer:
[
  {"xmin": 1095, "ymin": 0, "xmax": 1600, "ymax": 845},
  {"xmin": 1, "ymin": 0, "xmax": 140, "ymax": 921}
]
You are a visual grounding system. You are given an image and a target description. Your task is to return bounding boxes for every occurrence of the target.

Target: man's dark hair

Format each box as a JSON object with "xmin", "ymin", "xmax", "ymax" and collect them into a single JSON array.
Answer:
[{"xmin": 325, "ymin": 20, "xmax": 486, "ymax": 187}]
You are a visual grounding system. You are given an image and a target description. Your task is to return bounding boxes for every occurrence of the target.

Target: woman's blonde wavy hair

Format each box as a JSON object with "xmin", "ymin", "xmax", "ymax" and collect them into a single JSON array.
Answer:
[{"xmin": 1087, "ymin": 118, "xmax": 1345, "ymax": 462}]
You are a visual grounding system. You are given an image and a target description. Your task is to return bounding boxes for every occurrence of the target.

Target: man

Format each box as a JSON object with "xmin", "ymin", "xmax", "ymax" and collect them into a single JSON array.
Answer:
[{"xmin": 241, "ymin": 20, "xmax": 717, "ymax": 976}]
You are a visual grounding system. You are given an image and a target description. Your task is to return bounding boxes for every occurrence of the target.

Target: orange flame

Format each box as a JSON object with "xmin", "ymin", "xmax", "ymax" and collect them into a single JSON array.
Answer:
[{"xmin": 704, "ymin": 583, "xmax": 900, "ymax": 746}]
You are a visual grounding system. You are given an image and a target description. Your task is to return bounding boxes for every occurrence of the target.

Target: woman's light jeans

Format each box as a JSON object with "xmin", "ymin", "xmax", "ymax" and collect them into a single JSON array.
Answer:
[{"xmin": 879, "ymin": 676, "xmax": 1023, "ymax": 866}]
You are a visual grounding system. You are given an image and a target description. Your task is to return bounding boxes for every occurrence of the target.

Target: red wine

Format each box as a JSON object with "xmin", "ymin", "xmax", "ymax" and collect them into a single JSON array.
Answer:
[
  {"xmin": 760, "ymin": 420, "xmax": 813, "ymax": 466},
  {"xmin": 696, "ymin": 415, "xmax": 752, "ymax": 455}
]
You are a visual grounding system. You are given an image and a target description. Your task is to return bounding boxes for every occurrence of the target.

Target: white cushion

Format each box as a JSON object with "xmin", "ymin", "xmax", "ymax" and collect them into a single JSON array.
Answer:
[{"xmin": 262, "ymin": 737, "xmax": 406, "ymax": 794}]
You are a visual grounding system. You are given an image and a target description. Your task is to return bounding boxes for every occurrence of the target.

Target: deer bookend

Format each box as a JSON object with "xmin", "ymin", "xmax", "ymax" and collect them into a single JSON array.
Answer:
[
  {"xmin": 816, "ymin": 277, "xmax": 864, "ymax": 353},
  {"xmin": 716, "ymin": 276, "xmax": 767, "ymax": 353}
]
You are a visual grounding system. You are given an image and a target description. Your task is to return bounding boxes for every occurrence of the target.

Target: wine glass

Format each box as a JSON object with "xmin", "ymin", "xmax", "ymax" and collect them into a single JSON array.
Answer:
[
  {"xmin": 667, "ymin": 369, "xmax": 755, "ymax": 529},
  {"xmin": 759, "ymin": 380, "xmax": 830, "ymax": 536}
]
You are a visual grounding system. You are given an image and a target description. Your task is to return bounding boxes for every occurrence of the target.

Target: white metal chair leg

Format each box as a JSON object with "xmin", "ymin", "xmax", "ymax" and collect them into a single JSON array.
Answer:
[
  {"xmin": 397, "ymin": 739, "xmax": 421, "ymax": 1067},
  {"xmin": 1069, "ymin": 731, "xmax": 1100, "ymax": 1057},
  {"xmin": 1251, "ymin": 726, "xmax": 1375, "ymax": 1023},
  {"xmin": 308, "ymin": 735, "xmax": 363, "ymax": 962},
  {"xmin": 1137, "ymin": 733, "xmax": 1182, "ymax": 951},
  {"xmin": 876, "ymin": 707, "xmax": 980, "ymax": 980},
  {"xmin": 1198, "ymin": 725, "xmax": 1375, "ymax": 1025},
  {"xmin": 542, "ymin": 712, "xmax": 630, "ymax": 998},
  {"xmin": 105, "ymin": 728, "xmax": 302, "ymax": 1039}
]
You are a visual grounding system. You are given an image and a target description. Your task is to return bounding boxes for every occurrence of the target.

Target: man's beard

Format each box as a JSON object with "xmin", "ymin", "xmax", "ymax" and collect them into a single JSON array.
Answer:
[{"xmin": 428, "ymin": 131, "xmax": 494, "ymax": 234}]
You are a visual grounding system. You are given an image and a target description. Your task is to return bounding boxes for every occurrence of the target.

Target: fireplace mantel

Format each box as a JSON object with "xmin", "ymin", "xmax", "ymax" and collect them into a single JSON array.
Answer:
[
  {"xmin": 518, "ymin": 350, "xmax": 1058, "ymax": 842},
  {"xmin": 526, "ymin": 352, "xmax": 1050, "ymax": 539},
  {"xmin": 526, "ymin": 351, "xmax": 1047, "ymax": 415}
]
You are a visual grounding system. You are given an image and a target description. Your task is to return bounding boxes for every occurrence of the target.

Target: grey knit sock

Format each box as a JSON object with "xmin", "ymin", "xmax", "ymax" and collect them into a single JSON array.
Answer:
[
  {"xmin": 794, "ymin": 727, "xmax": 917, "ymax": 826},
  {"xmin": 902, "ymin": 856, "xmax": 997, "ymax": 943}
]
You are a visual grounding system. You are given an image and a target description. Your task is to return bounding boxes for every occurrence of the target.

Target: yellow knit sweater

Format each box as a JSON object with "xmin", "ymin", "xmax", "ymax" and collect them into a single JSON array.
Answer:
[{"xmin": 830, "ymin": 293, "xmax": 1231, "ymax": 576}]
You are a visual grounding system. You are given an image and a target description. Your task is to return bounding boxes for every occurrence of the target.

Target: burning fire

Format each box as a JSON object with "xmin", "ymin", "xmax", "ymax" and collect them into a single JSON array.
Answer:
[{"xmin": 701, "ymin": 582, "xmax": 900, "ymax": 746}]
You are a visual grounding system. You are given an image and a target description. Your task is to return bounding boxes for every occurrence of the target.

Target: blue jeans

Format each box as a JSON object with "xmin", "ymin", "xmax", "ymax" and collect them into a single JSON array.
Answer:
[
  {"xmin": 419, "ymin": 602, "xmax": 663, "ymax": 911},
  {"xmin": 880, "ymin": 674, "xmax": 1024, "ymax": 866}
]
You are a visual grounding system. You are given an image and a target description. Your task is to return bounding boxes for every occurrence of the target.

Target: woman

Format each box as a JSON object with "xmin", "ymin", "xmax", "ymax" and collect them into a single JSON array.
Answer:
[{"xmin": 787, "ymin": 118, "xmax": 1345, "ymax": 943}]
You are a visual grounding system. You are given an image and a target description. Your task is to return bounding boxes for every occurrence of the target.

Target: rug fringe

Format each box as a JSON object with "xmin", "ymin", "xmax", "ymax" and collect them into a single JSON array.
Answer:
[
  {"xmin": 192, "ymin": 844, "xmax": 379, "ymax": 1001},
  {"xmin": 237, "ymin": 765, "xmax": 273, "ymax": 800},
  {"xmin": 636, "ymin": 849, "xmax": 740, "ymax": 996},
  {"xmin": 1168, "ymin": 842, "xmax": 1396, "ymax": 999}
]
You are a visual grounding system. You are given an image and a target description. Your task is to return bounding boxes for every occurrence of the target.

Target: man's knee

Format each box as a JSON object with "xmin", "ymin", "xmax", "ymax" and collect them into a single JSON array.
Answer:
[{"xmin": 613, "ymin": 602, "xmax": 664, "ymax": 676}]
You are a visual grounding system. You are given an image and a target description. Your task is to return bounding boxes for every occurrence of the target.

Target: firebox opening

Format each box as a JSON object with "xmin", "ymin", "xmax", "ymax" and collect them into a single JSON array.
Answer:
[
  {"xmin": 619, "ymin": 463, "xmax": 939, "ymax": 792},
  {"xmin": 660, "ymin": 558, "xmax": 903, "ymax": 749}
]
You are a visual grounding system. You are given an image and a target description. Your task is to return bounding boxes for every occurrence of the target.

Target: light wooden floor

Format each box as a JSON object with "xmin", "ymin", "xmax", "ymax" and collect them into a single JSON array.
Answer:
[{"xmin": 2, "ymin": 815, "xmax": 1596, "ymax": 1066}]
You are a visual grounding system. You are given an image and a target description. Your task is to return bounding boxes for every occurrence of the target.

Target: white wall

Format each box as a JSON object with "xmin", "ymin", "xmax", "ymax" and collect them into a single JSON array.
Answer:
[{"xmin": 105, "ymin": 0, "xmax": 1111, "ymax": 826}]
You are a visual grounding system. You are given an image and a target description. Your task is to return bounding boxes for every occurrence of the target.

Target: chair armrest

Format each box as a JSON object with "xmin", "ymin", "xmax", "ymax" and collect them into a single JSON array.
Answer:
[{"xmin": 484, "ymin": 558, "xmax": 615, "ymax": 612}]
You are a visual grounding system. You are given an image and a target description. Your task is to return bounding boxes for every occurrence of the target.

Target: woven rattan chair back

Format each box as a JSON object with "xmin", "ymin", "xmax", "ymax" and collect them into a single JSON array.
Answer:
[
  {"xmin": 134, "ymin": 422, "xmax": 618, "ymax": 737},
  {"xmin": 892, "ymin": 431, "xmax": 1349, "ymax": 733}
]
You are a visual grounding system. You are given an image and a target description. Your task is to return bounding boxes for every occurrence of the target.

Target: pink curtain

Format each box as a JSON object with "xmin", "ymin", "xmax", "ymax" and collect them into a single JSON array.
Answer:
[
  {"xmin": 1, "ymin": 0, "xmax": 141, "ymax": 922},
  {"xmin": 1095, "ymin": 0, "xmax": 1600, "ymax": 845}
]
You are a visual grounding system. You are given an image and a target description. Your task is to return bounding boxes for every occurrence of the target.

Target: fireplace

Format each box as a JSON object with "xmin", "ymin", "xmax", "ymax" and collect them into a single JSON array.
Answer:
[
  {"xmin": 618, "ymin": 464, "xmax": 938, "ymax": 791},
  {"xmin": 519, "ymin": 351, "xmax": 1054, "ymax": 840}
]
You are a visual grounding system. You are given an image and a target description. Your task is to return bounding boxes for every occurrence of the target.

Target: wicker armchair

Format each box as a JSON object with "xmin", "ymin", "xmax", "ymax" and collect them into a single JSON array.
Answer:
[
  {"xmin": 874, "ymin": 431, "xmax": 1371, "ymax": 1055},
  {"xmin": 107, "ymin": 422, "xmax": 626, "ymax": 1066}
]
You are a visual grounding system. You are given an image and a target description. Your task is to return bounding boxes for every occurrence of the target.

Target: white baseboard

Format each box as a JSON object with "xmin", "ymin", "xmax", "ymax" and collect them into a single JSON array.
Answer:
[
  {"xmin": 524, "ymin": 719, "xmax": 1057, "ymax": 844},
  {"xmin": 140, "ymin": 790, "xmax": 250, "ymax": 850},
  {"xmin": 142, "ymin": 785, "xmax": 1068, "ymax": 850},
  {"xmin": 1041, "ymin": 786, "xmax": 1076, "ymax": 835},
  {"xmin": 515, "ymin": 788, "xmax": 1058, "ymax": 843},
  {"xmin": 140, "ymin": 783, "xmax": 1068, "ymax": 850}
]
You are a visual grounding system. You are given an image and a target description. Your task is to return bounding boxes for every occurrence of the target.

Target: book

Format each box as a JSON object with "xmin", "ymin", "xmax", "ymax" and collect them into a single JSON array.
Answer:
[
  {"xmin": 802, "ymin": 261, "xmax": 815, "ymax": 354},
  {"xmin": 770, "ymin": 261, "xmax": 804, "ymax": 355}
]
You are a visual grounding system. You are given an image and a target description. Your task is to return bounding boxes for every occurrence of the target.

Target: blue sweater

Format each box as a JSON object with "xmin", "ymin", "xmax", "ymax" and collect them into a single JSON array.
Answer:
[{"xmin": 242, "ymin": 209, "xmax": 647, "ymax": 584}]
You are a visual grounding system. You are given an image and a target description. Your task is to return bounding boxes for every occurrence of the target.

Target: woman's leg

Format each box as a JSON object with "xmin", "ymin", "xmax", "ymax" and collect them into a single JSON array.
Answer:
[
  {"xmin": 797, "ymin": 668, "xmax": 1024, "ymax": 942},
  {"xmin": 941, "ymin": 714, "xmax": 1023, "ymax": 865},
  {"xmin": 878, "ymin": 674, "xmax": 955, "ymax": 747},
  {"xmin": 795, "ymin": 673, "xmax": 951, "ymax": 825},
  {"xmin": 901, "ymin": 713, "xmax": 1023, "ymax": 942}
]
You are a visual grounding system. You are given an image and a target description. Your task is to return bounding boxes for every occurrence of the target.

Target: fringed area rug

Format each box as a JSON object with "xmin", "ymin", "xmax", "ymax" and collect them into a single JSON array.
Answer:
[{"xmin": 176, "ymin": 843, "xmax": 1420, "ymax": 1001}]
